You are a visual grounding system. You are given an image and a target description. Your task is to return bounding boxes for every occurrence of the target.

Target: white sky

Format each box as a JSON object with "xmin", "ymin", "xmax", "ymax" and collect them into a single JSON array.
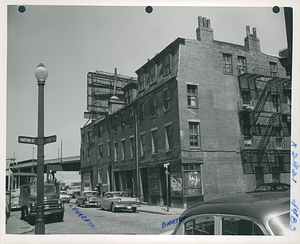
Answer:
[{"xmin": 5, "ymin": 5, "xmax": 289, "ymax": 163}]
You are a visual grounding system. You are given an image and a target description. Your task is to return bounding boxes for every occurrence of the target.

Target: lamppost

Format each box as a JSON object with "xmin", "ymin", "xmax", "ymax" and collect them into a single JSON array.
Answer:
[
  {"xmin": 164, "ymin": 163, "xmax": 170, "ymax": 212},
  {"xmin": 34, "ymin": 63, "xmax": 48, "ymax": 234},
  {"xmin": 18, "ymin": 63, "xmax": 56, "ymax": 234}
]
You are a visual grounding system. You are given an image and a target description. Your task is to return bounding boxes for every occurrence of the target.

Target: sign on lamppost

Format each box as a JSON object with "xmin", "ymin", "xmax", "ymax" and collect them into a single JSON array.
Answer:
[{"xmin": 18, "ymin": 135, "xmax": 57, "ymax": 145}]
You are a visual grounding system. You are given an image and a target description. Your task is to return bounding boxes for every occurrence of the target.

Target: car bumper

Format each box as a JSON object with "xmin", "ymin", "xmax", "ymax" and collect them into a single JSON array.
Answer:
[
  {"xmin": 86, "ymin": 201, "xmax": 98, "ymax": 206},
  {"xmin": 29, "ymin": 209, "xmax": 64, "ymax": 217},
  {"xmin": 114, "ymin": 204, "xmax": 140, "ymax": 210}
]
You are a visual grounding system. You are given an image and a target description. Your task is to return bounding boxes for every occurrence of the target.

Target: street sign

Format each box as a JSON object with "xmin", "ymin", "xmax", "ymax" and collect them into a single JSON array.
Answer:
[
  {"xmin": 18, "ymin": 136, "xmax": 37, "ymax": 144},
  {"xmin": 44, "ymin": 135, "xmax": 57, "ymax": 144}
]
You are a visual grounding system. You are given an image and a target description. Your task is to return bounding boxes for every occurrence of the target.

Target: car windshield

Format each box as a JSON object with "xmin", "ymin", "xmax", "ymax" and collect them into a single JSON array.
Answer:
[
  {"xmin": 30, "ymin": 185, "xmax": 56, "ymax": 196},
  {"xmin": 268, "ymin": 213, "xmax": 289, "ymax": 235},
  {"xmin": 84, "ymin": 192, "xmax": 98, "ymax": 196}
]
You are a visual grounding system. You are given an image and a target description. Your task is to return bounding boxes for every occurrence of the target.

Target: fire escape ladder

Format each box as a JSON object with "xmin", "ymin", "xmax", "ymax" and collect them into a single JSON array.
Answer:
[
  {"xmin": 253, "ymin": 77, "xmax": 278, "ymax": 124},
  {"xmin": 256, "ymin": 113, "xmax": 278, "ymax": 164}
]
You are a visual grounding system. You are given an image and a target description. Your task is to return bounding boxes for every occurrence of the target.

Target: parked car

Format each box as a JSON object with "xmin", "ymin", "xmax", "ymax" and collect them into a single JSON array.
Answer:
[
  {"xmin": 98, "ymin": 191, "xmax": 140, "ymax": 213},
  {"xmin": 77, "ymin": 191, "xmax": 101, "ymax": 207},
  {"xmin": 254, "ymin": 183, "xmax": 290, "ymax": 192},
  {"xmin": 59, "ymin": 190, "xmax": 72, "ymax": 203},
  {"xmin": 170, "ymin": 191, "xmax": 289, "ymax": 236},
  {"xmin": 10, "ymin": 189, "xmax": 21, "ymax": 210},
  {"xmin": 67, "ymin": 185, "xmax": 81, "ymax": 198}
]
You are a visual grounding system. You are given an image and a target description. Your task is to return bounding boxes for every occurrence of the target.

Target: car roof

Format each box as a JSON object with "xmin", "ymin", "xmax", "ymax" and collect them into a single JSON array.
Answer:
[
  {"xmin": 105, "ymin": 191, "xmax": 128, "ymax": 194},
  {"xmin": 256, "ymin": 183, "xmax": 290, "ymax": 187},
  {"xmin": 181, "ymin": 192, "xmax": 290, "ymax": 225}
]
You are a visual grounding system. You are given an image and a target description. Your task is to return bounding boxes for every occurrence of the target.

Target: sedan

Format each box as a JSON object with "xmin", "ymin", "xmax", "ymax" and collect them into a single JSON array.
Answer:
[
  {"xmin": 77, "ymin": 191, "xmax": 100, "ymax": 208},
  {"xmin": 170, "ymin": 191, "xmax": 290, "ymax": 236},
  {"xmin": 254, "ymin": 183, "xmax": 290, "ymax": 192},
  {"xmin": 98, "ymin": 191, "xmax": 140, "ymax": 213},
  {"xmin": 10, "ymin": 189, "xmax": 21, "ymax": 210},
  {"xmin": 59, "ymin": 191, "xmax": 71, "ymax": 203}
]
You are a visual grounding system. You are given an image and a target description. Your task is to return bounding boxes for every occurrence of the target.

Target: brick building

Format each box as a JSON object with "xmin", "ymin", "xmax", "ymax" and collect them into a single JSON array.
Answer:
[{"xmin": 80, "ymin": 16, "xmax": 291, "ymax": 208}]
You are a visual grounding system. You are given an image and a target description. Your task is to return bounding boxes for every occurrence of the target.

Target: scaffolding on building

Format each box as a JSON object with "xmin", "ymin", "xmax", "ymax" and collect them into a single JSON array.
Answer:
[
  {"xmin": 237, "ymin": 65, "xmax": 291, "ymax": 174},
  {"xmin": 84, "ymin": 70, "xmax": 137, "ymax": 120}
]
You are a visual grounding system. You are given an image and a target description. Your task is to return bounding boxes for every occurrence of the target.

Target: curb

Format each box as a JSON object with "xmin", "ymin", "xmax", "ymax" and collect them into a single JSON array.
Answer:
[
  {"xmin": 18, "ymin": 219, "xmax": 35, "ymax": 234},
  {"xmin": 138, "ymin": 209, "xmax": 183, "ymax": 215}
]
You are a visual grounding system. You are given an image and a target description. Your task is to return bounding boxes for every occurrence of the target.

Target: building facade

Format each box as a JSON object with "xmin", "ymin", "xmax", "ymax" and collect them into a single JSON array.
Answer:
[{"xmin": 80, "ymin": 16, "xmax": 291, "ymax": 208}]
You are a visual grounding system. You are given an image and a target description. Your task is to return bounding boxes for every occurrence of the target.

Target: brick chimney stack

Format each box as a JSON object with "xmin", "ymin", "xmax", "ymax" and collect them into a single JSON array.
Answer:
[
  {"xmin": 196, "ymin": 16, "xmax": 213, "ymax": 43},
  {"xmin": 244, "ymin": 25, "xmax": 261, "ymax": 52}
]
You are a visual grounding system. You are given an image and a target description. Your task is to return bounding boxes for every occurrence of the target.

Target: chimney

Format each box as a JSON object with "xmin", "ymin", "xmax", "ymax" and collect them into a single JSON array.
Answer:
[
  {"xmin": 244, "ymin": 26, "xmax": 261, "ymax": 52},
  {"xmin": 196, "ymin": 16, "xmax": 213, "ymax": 42}
]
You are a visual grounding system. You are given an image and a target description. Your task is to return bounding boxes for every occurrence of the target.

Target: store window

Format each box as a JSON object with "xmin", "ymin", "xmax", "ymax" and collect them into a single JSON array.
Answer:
[{"xmin": 183, "ymin": 164, "xmax": 202, "ymax": 196}]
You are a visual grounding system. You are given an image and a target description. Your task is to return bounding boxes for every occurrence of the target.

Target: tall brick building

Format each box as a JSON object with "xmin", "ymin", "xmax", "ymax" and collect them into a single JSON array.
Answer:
[{"xmin": 80, "ymin": 16, "xmax": 291, "ymax": 208}]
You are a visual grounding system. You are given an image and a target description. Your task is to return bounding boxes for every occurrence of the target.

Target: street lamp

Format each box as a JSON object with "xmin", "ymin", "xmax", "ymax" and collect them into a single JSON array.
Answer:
[{"xmin": 34, "ymin": 63, "xmax": 48, "ymax": 234}]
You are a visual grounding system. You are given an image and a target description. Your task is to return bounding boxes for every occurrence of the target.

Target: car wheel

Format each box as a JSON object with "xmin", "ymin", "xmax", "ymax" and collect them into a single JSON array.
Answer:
[
  {"xmin": 28, "ymin": 216, "xmax": 35, "ymax": 225},
  {"xmin": 111, "ymin": 203, "xmax": 116, "ymax": 212},
  {"xmin": 132, "ymin": 207, "xmax": 137, "ymax": 213},
  {"xmin": 56, "ymin": 212, "xmax": 64, "ymax": 222}
]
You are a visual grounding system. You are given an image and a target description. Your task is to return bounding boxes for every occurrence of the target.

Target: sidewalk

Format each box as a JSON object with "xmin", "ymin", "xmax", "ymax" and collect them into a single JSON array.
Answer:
[
  {"xmin": 5, "ymin": 211, "xmax": 34, "ymax": 235},
  {"xmin": 138, "ymin": 204, "xmax": 186, "ymax": 215}
]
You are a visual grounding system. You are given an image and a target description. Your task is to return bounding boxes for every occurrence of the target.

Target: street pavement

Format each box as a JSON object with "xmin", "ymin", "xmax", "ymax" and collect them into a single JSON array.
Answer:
[{"xmin": 6, "ymin": 202, "xmax": 185, "ymax": 235}]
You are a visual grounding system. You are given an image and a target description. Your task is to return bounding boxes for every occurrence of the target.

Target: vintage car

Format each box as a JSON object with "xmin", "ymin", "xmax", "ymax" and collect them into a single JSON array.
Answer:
[
  {"xmin": 77, "ymin": 191, "xmax": 100, "ymax": 207},
  {"xmin": 67, "ymin": 185, "xmax": 81, "ymax": 198},
  {"xmin": 254, "ymin": 183, "xmax": 290, "ymax": 192},
  {"xmin": 10, "ymin": 189, "xmax": 21, "ymax": 210},
  {"xmin": 98, "ymin": 191, "xmax": 140, "ymax": 212},
  {"xmin": 169, "ymin": 191, "xmax": 290, "ymax": 236},
  {"xmin": 59, "ymin": 190, "xmax": 71, "ymax": 203}
]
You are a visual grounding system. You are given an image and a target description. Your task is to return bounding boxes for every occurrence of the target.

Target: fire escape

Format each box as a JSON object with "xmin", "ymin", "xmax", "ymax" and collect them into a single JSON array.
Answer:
[{"xmin": 237, "ymin": 65, "xmax": 291, "ymax": 175}]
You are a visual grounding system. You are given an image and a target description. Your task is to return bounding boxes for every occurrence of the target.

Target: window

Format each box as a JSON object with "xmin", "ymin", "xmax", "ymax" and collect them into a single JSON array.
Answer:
[
  {"xmin": 125, "ymin": 89, "xmax": 133, "ymax": 104},
  {"xmin": 221, "ymin": 217, "xmax": 264, "ymax": 235},
  {"xmin": 269, "ymin": 62, "xmax": 278, "ymax": 77},
  {"xmin": 139, "ymin": 102, "xmax": 145, "ymax": 121},
  {"xmin": 139, "ymin": 73, "xmax": 145, "ymax": 90},
  {"xmin": 81, "ymin": 133, "xmax": 85, "ymax": 144},
  {"xmin": 163, "ymin": 54, "xmax": 171, "ymax": 76},
  {"xmin": 187, "ymin": 85, "xmax": 198, "ymax": 107},
  {"xmin": 121, "ymin": 139, "xmax": 126, "ymax": 160},
  {"xmin": 189, "ymin": 122, "xmax": 201, "ymax": 148},
  {"xmin": 272, "ymin": 94, "xmax": 281, "ymax": 112},
  {"xmin": 114, "ymin": 141, "xmax": 118, "ymax": 161},
  {"xmin": 87, "ymin": 130, "xmax": 92, "ymax": 142},
  {"xmin": 223, "ymin": 54, "xmax": 232, "ymax": 73},
  {"xmin": 113, "ymin": 116, "xmax": 118, "ymax": 133},
  {"xmin": 238, "ymin": 56, "xmax": 247, "ymax": 74},
  {"xmin": 165, "ymin": 124, "xmax": 173, "ymax": 150},
  {"xmin": 151, "ymin": 129, "xmax": 158, "ymax": 154},
  {"xmin": 275, "ymin": 127, "xmax": 283, "ymax": 148},
  {"xmin": 183, "ymin": 164, "xmax": 201, "ymax": 196},
  {"xmin": 150, "ymin": 96, "xmax": 157, "ymax": 116},
  {"xmin": 87, "ymin": 148, "xmax": 91, "ymax": 162},
  {"xmin": 107, "ymin": 140, "xmax": 111, "ymax": 157},
  {"xmin": 242, "ymin": 91, "xmax": 251, "ymax": 104},
  {"xmin": 184, "ymin": 216, "xmax": 215, "ymax": 235},
  {"xmin": 130, "ymin": 136, "xmax": 135, "ymax": 158},
  {"xmin": 164, "ymin": 88, "xmax": 171, "ymax": 111},
  {"xmin": 98, "ymin": 144, "xmax": 103, "ymax": 159},
  {"xmin": 121, "ymin": 113, "xmax": 125, "ymax": 130},
  {"xmin": 140, "ymin": 133, "xmax": 146, "ymax": 156},
  {"xmin": 150, "ymin": 65, "xmax": 156, "ymax": 84},
  {"xmin": 98, "ymin": 125, "xmax": 103, "ymax": 137},
  {"xmin": 129, "ymin": 108, "xmax": 133, "ymax": 126}
]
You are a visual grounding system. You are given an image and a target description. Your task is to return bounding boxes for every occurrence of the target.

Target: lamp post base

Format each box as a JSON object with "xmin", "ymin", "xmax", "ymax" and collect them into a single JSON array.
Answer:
[{"xmin": 35, "ymin": 206, "xmax": 45, "ymax": 234}]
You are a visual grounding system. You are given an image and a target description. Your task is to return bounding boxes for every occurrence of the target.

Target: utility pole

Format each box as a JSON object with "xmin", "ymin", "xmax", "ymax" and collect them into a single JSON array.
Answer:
[{"xmin": 164, "ymin": 163, "xmax": 170, "ymax": 212}]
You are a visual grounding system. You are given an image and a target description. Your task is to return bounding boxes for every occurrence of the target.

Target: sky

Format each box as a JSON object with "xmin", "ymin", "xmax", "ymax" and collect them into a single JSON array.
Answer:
[{"xmin": 3, "ymin": 3, "xmax": 290, "ymax": 182}]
